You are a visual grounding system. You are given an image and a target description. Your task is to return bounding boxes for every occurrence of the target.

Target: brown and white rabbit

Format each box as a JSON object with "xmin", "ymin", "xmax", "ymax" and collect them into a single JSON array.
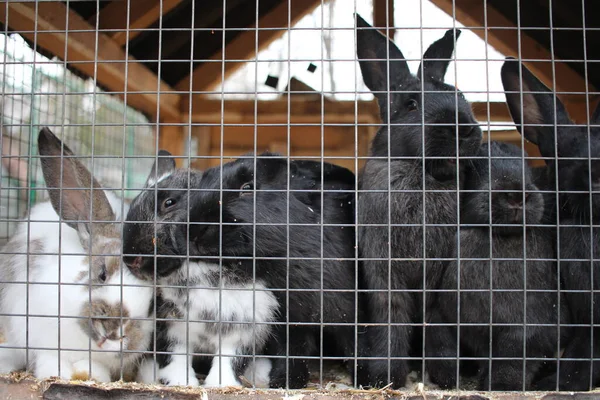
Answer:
[
  {"xmin": 0, "ymin": 127, "xmax": 153, "ymax": 382},
  {"xmin": 122, "ymin": 152, "xmax": 356, "ymax": 389}
]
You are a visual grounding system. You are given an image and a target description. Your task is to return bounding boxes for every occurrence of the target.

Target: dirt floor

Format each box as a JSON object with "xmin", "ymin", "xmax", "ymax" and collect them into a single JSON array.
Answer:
[{"xmin": 2, "ymin": 368, "xmax": 600, "ymax": 400}]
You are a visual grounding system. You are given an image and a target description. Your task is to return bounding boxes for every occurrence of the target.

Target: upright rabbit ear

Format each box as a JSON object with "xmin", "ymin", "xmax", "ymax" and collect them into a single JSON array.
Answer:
[
  {"xmin": 501, "ymin": 57, "xmax": 573, "ymax": 160},
  {"xmin": 417, "ymin": 29, "xmax": 461, "ymax": 82},
  {"xmin": 145, "ymin": 150, "xmax": 176, "ymax": 187},
  {"xmin": 38, "ymin": 127, "xmax": 115, "ymax": 234},
  {"xmin": 356, "ymin": 14, "xmax": 411, "ymax": 110}
]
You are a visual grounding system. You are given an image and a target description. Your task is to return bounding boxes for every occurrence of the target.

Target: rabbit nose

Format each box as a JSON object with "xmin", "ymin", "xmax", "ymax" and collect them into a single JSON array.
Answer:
[
  {"xmin": 507, "ymin": 193, "xmax": 526, "ymax": 208},
  {"xmin": 123, "ymin": 256, "xmax": 142, "ymax": 270}
]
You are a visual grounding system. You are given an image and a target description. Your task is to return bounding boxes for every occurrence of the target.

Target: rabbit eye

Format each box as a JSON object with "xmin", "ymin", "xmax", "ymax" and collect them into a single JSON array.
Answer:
[
  {"xmin": 240, "ymin": 182, "xmax": 254, "ymax": 196},
  {"xmin": 162, "ymin": 198, "xmax": 177, "ymax": 209},
  {"xmin": 405, "ymin": 99, "xmax": 419, "ymax": 112},
  {"xmin": 98, "ymin": 265, "xmax": 107, "ymax": 283}
]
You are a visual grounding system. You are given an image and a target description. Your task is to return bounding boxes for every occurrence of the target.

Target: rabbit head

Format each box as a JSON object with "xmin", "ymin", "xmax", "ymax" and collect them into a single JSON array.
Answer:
[
  {"xmin": 461, "ymin": 141, "xmax": 544, "ymax": 234},
  {"xmin": 501, "ymin": 58, "xmax": 600, "ymax": 220},
  {"xmin": 123, "ymin": 152, "xmax": 355, "ymax": 280},
  {"xmin": 38, "ymin": 127, "xmax": 151, "ymax": 353},
  {"xmin": 355, "ymin": 14, "xmax": 482, "ymax": 180},
  {"xmin": 123, "ymin": 151, "xmax": 200, "ymax": 280}
]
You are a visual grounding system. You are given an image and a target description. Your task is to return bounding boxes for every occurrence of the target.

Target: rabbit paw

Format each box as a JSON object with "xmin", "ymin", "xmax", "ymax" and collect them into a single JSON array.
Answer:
[
  {"xmin": 71, "ymin": 360, "xmax": 112, "ymax": 383},
  {"xmin": 203, "ymin": 353, "xmax": 242, "ymax": 388},
  {"xmin": 34, "ymin": 353, "xmax": 73, "ymax": 381},
  {"xmin": 158, "ymin": 361, "xmax": 200, "ymax": 386},
  {"xmin": 242, "ymin": 358, "xmax": 272, "ymax": 388}
]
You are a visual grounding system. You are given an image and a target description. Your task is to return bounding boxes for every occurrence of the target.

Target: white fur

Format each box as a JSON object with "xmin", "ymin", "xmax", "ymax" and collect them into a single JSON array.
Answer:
[
  {"xmin": 146, "ymin": 171, "xmax": 174, "ymax": 188},
  {"xmin": 148, "ymin": 262, "xmax": 278, "ymax": 387},
  {"xmin": 0, "ymin": 194, "xmax": 153, "ymax": 382},
  {"xmin": 242, "ymin": 357, "xmax": 272, "ymax": 388},
  {"xmin": 137, "ymin": 355, "xmax": 272, "ymax": 388}
]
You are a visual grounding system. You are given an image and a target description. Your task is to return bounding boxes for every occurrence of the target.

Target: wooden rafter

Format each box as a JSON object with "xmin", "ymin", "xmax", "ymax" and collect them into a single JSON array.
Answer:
[
  {"xmin": 93, "ymin": 0, "xmax": 184, "ymax": 47},
  {"xmin": 0, "ymin": 2, "xmax": 180, "ymax": 120},
  {"xmin": 429, "ymin": 0, "xmax": 594, "ymax": 95},
  {"xmin": 175, "ymin": 0, "xmax": 321, "ymax": 94}
]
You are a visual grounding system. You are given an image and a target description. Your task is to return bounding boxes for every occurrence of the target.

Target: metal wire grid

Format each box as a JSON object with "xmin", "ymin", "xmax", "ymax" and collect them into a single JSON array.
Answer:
[
  {"xmin": 0, "ymin": 0, "xmax": 597, "ymax": 393},
  {"xmin": 0, "ymin": 34, "xmax": 156, "ymax": 242}
]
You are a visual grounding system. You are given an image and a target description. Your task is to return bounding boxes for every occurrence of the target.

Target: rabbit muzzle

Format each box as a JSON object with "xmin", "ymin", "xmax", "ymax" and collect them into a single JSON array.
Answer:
[{"xmin": 124, "ymin": 254, "xmax": 183, "ymax": 280}]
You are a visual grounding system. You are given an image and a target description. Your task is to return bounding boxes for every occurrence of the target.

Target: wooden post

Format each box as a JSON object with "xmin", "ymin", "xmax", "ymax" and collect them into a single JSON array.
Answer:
[
  {"xmin": 564, "ymin": 97, "xmax": 600, "ymax": 124},
  {"xmin": 158, "ymin": 121, "xmax": 186, "ymax": 168},
  {"xmin": 191, "ymin": 125, "xmax": 213, "ymax": 170},
  {"xmin": 374, "ymin": 0, "xmax": 394, "ymax": 38}
]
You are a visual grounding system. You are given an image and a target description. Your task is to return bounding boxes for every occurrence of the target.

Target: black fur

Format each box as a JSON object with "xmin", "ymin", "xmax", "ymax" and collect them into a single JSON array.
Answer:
[
  {"xmin": 355, "ymin": 15, "xmax": 482, "ymax": 388},
  {"xmin": 502, "ymin": 58, "xmax": 600, "ymax": 391},
  {"xmin": 426, "ymin": 141, "xmax": 562, "ymax": 390},
  {"xmin": 123, "ymin": 152, "xmax": 357, "ymax": 389}
]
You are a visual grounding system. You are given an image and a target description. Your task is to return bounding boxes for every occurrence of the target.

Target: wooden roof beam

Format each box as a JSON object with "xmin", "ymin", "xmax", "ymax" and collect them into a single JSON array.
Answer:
[
  {"xmin": 93, "ymin": 0, "xmax": 185, "ymax": 47},
  {"xmin": 1, "ymin": 2, "xmax": 180, "ymax": 121},
  {"xmin": 175, "ymin": 0, "xmax": 321, "ymax": 95},
  {"xmin": 429, "ymin": 0, "xmax": 594, "ymax": 97}
]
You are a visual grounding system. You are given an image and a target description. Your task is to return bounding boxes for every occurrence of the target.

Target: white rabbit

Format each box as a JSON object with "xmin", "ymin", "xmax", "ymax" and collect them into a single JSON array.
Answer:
[{"xmin": 0, "ymin": 127, "xmax": 153, "ymax": 382}]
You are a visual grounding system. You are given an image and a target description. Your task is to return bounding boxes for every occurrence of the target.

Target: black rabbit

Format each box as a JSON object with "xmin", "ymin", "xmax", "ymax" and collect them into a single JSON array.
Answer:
[
  {"xmin": 355, "ymin": 15, "xmax": 482, "ymax": 388},
  {"xmin": 502, "ymin": 58, "xmax": 600, "ymax": 391},
  {"xmin": 123, "ymin": 152, "xmax": 357, "ymax": 389},
  {"xmin": 426, "ymin": 140, "xmax": 561, "ymax": 390}
]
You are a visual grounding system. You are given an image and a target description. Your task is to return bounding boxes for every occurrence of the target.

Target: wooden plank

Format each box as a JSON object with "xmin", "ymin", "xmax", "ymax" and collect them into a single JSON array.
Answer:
[
  {"xmin": 471, "ymin": 101, "xmax": 513, "ymax": 122},
  {"xmin": 429, "ymin": 0, "xmax": 593, "ymax": 96},
  {"xmin": 192, "ymin": 125, "xmax": 212, "ymax": 170},
  {"xmin": 183, "ymin": 97, "xmax": 512, "ymax": 124},
  {"xmin": 159, "ymin": 122, "xmax": 186, "ymax": 168},
  {"xmin": 0, "ymin": 2, "xmax": 180, "ymax": 120},
  {"xmin": 184, "ymin": 98, "xmax": 378, "ymax": 123},
  {"xmin": 175, "ymin": 0, "xmax": 321, "ymax": 93},
  {"xmin": 374, "ymin": 0, "xmax": 395, "ymax": 38},
  {"xmin": 93, "ymin": 0, "xmax": 184, "ymax": 47},
  {"xmin": 209, "ymin": 125, "xmax": 364, "ymax": 149},
  {"xmin": 561, "ymin": 96, "xmax": 600, "ymax": 124}
]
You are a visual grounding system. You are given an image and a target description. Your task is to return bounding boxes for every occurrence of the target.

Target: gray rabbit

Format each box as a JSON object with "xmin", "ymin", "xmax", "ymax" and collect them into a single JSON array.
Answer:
[
  {"xmin": 502, "ymin": 57, "xmax": 599, "ymax": 391},
  {"xmin": 355, "ymin": 15, "xmax": 482, "ymax": 388},
  {"xmin": 426, "ymin": 141, "xmax": 562, "ymax": 390}
]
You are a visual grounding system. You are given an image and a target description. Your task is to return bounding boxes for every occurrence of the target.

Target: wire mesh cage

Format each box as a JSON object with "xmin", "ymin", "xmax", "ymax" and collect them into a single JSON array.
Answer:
[{"xmin": 0, "ymin": 0, "xmax": 598, "ymax": 397}]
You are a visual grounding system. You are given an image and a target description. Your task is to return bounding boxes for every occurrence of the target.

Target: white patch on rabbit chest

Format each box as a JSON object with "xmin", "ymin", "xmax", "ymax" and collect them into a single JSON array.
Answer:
[{"xmin": 160, "ymin": 261, "xmax": 278, "ymax": 386}]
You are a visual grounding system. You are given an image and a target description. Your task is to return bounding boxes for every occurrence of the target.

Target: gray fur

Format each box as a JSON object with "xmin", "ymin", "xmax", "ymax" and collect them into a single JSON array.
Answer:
[
  {"xmin": 426, "ymin": 141, "xmax": 562, "ymax": 390},
  {"xmin": 355, "ymin": 15, "xmax": 482, "ymax": 388}
]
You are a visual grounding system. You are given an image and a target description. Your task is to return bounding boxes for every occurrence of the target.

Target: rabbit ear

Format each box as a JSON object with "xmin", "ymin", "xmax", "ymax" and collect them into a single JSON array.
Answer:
[
  {"xmin": 145, "ymin": 150, "xmax": 176, "ymax": 187},
  {"xmin": 501, "ymin": 57, "xmax": 573, "ymax": 159},
  {"xmin": 38, "ymin": 127, "xmax": 115, "ymax": 233},
  {"xmin": 356, "ymin": 14, "xmax": 411, "ymax": 108},
  {"xmin": 417, "ymin": 29, "xmax": 461, "ymax": 82}
]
